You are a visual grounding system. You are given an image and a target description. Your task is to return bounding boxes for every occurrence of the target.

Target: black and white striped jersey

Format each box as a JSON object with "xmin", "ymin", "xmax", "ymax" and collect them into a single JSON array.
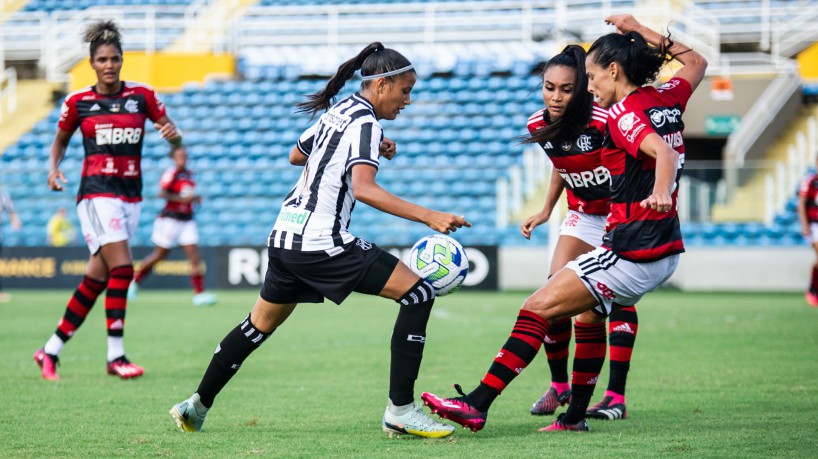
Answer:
[{"xmin": 268, "ymin": 93, "xmax": 383, "ymax": 255}]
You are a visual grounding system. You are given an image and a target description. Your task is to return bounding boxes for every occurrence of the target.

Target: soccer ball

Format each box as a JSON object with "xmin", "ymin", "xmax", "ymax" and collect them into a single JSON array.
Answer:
[{"xmin": 408, "ymin": 235, "xmax": 469, "ymax": 296}]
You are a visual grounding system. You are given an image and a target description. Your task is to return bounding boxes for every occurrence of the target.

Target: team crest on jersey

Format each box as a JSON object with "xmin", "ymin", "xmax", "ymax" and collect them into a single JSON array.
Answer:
[
  {"xmin": 110, "ymin": 103, "xmax": 121, "ymax": 113},
  {"xmin": 124, "ymin": 99, "xmax": 139, "ymax": 113},
  {"xmin": 560, "ymin": 140, "xmax": 572, "ymax": 151},
  {"xmin": 576, "ymin": 135, "xmax": 593, "ymax": 152},
  {"xmin": 356, "ymin": 239, "xmax": 372, "ymax": 250}
]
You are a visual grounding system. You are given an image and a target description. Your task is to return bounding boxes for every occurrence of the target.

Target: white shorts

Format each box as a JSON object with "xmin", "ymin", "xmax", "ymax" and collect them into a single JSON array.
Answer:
[
  {"xmin": 809, "ymin": 223, "xmax": 818, "ymax": 244},
  {"xmin": 151, "ymin": 216, "xmax": 199, "ymax": 249},
  {"xmin": 565, "ymin": 246, "xmax": 679, "ymax": 316},
  {"xmin": 77, "ymin": 197, "xmax": 141, "ymax": 255},
  {"xmin": 559, "ymin": 210, "xmax": 607, "ymax": 247}
]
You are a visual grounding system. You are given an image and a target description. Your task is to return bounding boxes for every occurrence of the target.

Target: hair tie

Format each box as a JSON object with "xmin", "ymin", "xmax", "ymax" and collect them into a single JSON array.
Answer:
[{"xmin": 361, "ymin": 64, "xmax": 414, "ymax": 81}]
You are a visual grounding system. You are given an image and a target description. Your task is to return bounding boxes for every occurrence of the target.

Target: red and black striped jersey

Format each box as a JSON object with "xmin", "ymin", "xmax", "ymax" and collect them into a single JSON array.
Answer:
[
  {"xmin": 602, "ymin": 77, "xmax": 692, "ymax": 262},
  {"xmin": 526, "ymin": 103, "xmax": 611, "ymax": 215},
  {"xmin": 58, "ymin": 81, "xmax": 167, "ymax": 203},
  {"xmin": 799, "ymin": 172, "xmax": 818, "ymax": 223},
  {"xmin": 158, "ymin": 166, "xmax": 195, "ymax": 221}
]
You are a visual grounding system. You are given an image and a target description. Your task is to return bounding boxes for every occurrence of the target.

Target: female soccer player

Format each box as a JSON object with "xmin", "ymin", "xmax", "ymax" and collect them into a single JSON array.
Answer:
[
  {"xmin": 798, "ymin": 156, "xmax": 818, "ymax": 307},
  {"xmin": 422, "ymin": 14, "xmax": 707, "ymax": 432},
  {"xmin": 521, "ymin": 45, "xmax": 639, "ymax": 421},
  {"xmin": 170, "ymin": 42, "xmax": 470, "ymax": 437},
  {"xmin": 33, "ymin": 20, "xmax": 182, "ymax": 380},
  {"xmin": 128, "ymin": 145, "xmax": 217, "ymax": 307}
]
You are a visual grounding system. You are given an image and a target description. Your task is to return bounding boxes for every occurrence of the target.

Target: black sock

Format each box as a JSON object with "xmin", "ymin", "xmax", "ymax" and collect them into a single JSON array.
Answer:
[
  {"xmin": 389, "ymin": 280, "xmax": 435, "ymax": 406},
  {"xmin": 466, "ymin": 383, "xmax": 499, "ymax": 412},
  {"xmin": 196, "ymin": 315, "xmax": 272, "ymax": 408}
]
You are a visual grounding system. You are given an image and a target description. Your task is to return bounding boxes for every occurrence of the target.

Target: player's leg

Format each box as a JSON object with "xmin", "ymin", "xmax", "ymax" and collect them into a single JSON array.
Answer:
[
  {"xmin": 586, "ymin": 305, "xmax": 637, "ymax": 420},
  {"xmin": 423, "ymin": 268, "xmax": 597, "ymax": 431},
  {"xmin": 352, "ymin": 252, "xmax": 453, "ymax": 438},
  {"xmin": 532, "ymin": 233, "xmax": 594, "ymax": 415},
  {"xmin": 34, "ymin": 253, "xmax": 109, "ymax": 380},
  {"xmin": 807, "ymin": 238, "xmax": 818, "ymax": 307},
  {"xmin": 181, "ymin": 241, "xmax": 217, "ymax": 306}
]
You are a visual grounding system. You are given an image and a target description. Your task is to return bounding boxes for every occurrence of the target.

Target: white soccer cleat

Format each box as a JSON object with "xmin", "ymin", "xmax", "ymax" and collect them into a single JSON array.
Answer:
[
  {"xmin": 170, "ymin": 393, "xmax": 209, "ymax": 432},
  {"xmin": 192, "ymin": 292, "xmax": 217, "ymax": 307},
  {"xmin": 382, "ymin": 403, "xmax": 455, "ymax": 438},
  {"xmin": 127, "ymin": 282, "xmax": 138, "ymax": 301}
]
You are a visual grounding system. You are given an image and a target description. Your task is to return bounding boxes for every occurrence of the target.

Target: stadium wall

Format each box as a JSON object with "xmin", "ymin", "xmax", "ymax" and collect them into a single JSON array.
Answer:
[{"xmin": 1, "ymin": 246, "xmax": 808, "ymax": 293}]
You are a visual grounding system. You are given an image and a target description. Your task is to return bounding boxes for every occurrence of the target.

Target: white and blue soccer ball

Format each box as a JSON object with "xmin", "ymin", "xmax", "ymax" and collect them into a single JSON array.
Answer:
[{"xmin": 408, "ymin": 234, "xmax": 469, "ymax": 296}]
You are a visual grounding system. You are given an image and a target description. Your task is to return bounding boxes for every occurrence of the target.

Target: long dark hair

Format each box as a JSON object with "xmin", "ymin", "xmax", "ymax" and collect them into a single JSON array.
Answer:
[
  {"xmin": 296, "ymin": 42, "xmax": 415, "ymax": 117},
  {"xmin": 83, "ymin": 20, "xmax": 123, "ymax": 58},
  {"xmin": 587, "ymin": 31, "xmax": 673, "ymax": 86},
  {"xmin": 522, "ymin": 45, "xmax": 593, "ymax": 145}
]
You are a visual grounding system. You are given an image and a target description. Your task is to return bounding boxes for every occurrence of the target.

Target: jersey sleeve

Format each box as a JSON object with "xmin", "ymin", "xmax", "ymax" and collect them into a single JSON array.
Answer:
[
  {"xmin": 656, "ymin": 77, "xmax": 693, "ymax": 111},
  {"xmin": 159, "ymin": 167, "xmax": 176, "ymax": 191},
  {"xmin": 145, "ymin": 88, "xmax": 168, "ymax": 122},
  {"xmin": 800, "ymin": 175, "xmax": 815, "ymax": 196},
  {"xmin": 607, "ymin": 107, "xmax": 654, "ymax": 158},
  {"xmin": 527, "ymin": 109, "xmax": 546, "ymax": 134},
  {"xmin": 296, "ymin": 122, "xmax": 319, "ymax": 156},
  {"xmin": 346, "ymin": 121, "xmax": 382, "ymax": 172},
  {"xmin": 57, "ymin": 95, "xmax": 79, "ymax": 132}
]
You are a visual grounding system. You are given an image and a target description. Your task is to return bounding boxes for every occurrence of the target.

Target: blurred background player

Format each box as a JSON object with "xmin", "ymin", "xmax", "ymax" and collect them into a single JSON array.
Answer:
[
  {"xmin": 521, "ymin": 44, "xmax": 638, "ymax": 421},
  {"xmin": 422, "ymin": 14, "xmax": 706, "ymax": 433},
  {"xmin": 33, "ymin": 20, "xmax": 182, "ymax": 381},
  {"xmin": 169, "ymin": 42, "xmax": 469, "ymax": 437},
  {"xmin": 0, "ymin": 185, "xmax": 21, "ymax": 302},
  {"xmin": 46, "ymin": 207, "xmax": 76, "ymax": 247},
  {"xmin": 798, "ymin": 155, "xmax": 818, "ymax": 307},
  {"xmin": 128, "ymin": 144, "xmax": 217, "ymax": 306}
]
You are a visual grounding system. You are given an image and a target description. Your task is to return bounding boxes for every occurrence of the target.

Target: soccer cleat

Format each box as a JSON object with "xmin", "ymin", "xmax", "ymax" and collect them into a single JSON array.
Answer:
[
  {"xmin": 806, "ymin": 291, "xmax": 818, "ymax": 308},
  {"xmin": 530, "ymin": 386, "xmax": 572, "ymax": 415},
  {"xmin": 170, "ymin": 394, "xmax": 209, "ymax": 432},
  {"xmin": 538, "ymin": 413, "xmax": 591, "ymax": 432},
  {"xmin": 585, "ymin": 395, "xmax": 627, "ymax": 420},
  {"xmin": 382, "ymin": 403, "xmax": 455, "ymax": 438},
  {"xmin": 33, "ymin": 348, "xmax": 60, "ymax": 381},
  {"xmin": 106, "ymin": 356, "xmax": 144, "ymax": 379},
  {"xmin": 127, "ymin": 282, "xmax": 138, "ymax": 301},
  {"xmin": 192, "ymin": 291, "xmax": 217, "ymax": 307},
  {"xmin": 421, "ymin": 384, "xmax": 488, "ymax": 432}
]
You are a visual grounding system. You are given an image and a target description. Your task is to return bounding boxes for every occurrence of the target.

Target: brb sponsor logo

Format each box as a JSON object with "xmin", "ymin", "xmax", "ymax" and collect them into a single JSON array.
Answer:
[
  {"xmin": 95, "ymin": 124, "xmax": 143, "ymax": 145},
  {"xmin": 558, "ymin": 165, "xmax": 611, "ymax": 189}
]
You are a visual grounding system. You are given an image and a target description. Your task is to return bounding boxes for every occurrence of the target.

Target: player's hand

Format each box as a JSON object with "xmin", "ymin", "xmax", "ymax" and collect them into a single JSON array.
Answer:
[
  {"xmin": 605, "ymin": 14, "xmax": 641, "ymax": 34},
  {"xmin": 48, "ymin": 169, "xmax": 67, "ymax": 191},
  {"xmin": 155, "ymin": 122, "xmax": 182, "ymax": 145},
  {"xmin": 379, "ymin": 137, "xmax": 396, "ymax": 160},
  {"xmin": 426, "ymin": 211, "xmax": 471, "ymax": 235},
  {"xmin": 520, "ymin": 211, "xmax": 550, "ymax": 239},
  {"xmin": 803, "ymin": 226, "xmax": 811, "ymax": 237},
  {"xmin": 640, "ymin": 192, "xmax": 673, "ymax": 213}
]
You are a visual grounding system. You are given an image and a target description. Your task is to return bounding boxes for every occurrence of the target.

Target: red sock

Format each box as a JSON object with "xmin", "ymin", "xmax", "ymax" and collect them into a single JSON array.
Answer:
[
  {"xmin": 811, "ymin": 266, "xmax": 818, "ymax": 293},
  {"xmin": 608, "ymin": 306, "xmax": 638, "ymax": 396},
  {"xmin": 481, "ymin": 309, "xmax": 549, "ymax": 393},
  {"xmin": 564, "ymin": 321, "xmax": 607, "ymax": 422},
  {"xmin": 134, "ymin": 266, "xmax": 151, "ymax": 284},
  {"xmin": 56, "ymin": 276, "xmax": 107, "ymax": 342},
  {"xmin": 543, "ymin": 317, "xmax": 571, "ymax": 384},
  {"xmin": 106, "ymin": 265, "xmax": 133, "ymax": 337},
  {"xmin": 191, "ymin": 273, "xmax": 205, "ymax": 294}
]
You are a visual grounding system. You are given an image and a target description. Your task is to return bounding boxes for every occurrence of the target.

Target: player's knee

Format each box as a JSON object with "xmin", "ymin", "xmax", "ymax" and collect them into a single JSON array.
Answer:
[{"xmin": 396, "ymin": 279, "xmax": 435, "ymax": 307}]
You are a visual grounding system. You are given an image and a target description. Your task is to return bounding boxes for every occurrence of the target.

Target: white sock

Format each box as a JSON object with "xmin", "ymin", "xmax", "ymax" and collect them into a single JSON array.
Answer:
[
  {"xmin": 387, "ymin": 399, "xmax": 414, "ymax": 416},
  {"xmin": 43, "ymin": 334, "xmax": 65, "ymax": 356},
  {"xmin": 191, "ymin": 393, "xmax": 209, "ymax": 414},
  {"xmin": 107, "ymin": 337, "xmax": 125, "ymax": 362}
]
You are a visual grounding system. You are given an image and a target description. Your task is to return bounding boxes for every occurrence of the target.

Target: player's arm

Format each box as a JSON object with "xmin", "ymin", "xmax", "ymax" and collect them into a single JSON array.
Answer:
[
  {"xmin": 521, "ymin": 169, "xmax": 565, "ymax": 239},
  {"xmin": 289, "ymin": 145, "xmax": 308, "ymax": 166},
  {"xmin": 154, "ymin": 115, "xmax": 182, "ymax": 146},
  {"xmin": 636, "ymin": 133, "xmax": 678, "ymax": 212},
  {"xmin": 605, "ymin": 14, "xmax": 707, "ymax": 91},
  {"xmin": 351, "ymin": 164, "xmax": 470, "ymax": 234},
  {"xmin": 48, "ymin": 128, "xmax": 74, "ymax": 191},
  {"xmin": 798, "ymin": 191, "xmax": 810, "ymax": 237}
]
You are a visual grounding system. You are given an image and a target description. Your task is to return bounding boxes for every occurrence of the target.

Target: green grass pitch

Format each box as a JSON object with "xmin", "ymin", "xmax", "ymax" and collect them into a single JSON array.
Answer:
[{"xmin": 1, "ymin": 289, "xmax": 817, "ymax": 458}]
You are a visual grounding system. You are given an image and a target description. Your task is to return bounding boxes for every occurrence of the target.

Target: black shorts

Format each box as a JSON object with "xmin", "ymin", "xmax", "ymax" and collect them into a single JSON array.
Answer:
[{"xmin": 260, "ymin": 238, "xmax": 400, "ymax": 305}]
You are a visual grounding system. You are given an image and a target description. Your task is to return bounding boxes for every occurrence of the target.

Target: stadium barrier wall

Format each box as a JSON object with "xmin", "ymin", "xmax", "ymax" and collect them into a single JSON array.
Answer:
[{"xmin": 0, "ymin": 245, "xmax": 499, "ymax": 291}]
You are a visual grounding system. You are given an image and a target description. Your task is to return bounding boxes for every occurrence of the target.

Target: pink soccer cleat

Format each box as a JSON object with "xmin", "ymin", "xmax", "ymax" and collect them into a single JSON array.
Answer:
[
  {"xmin": 531, "ymin": 386, "xmax": 572, "ymax": 415},
  {"xmin": 33, "ymin": 348, "xmax": 60, "ymax": 381},
  {"xmin": 106, "ymin": 356, "xmax": 144, "ymax": 379},
  {"xmin": 538, "ymin": 413, "xmax": 590, "ymax": 432},
  {"xmin": 806, "ymin": 291, "xmax": 818, "ymax": 308},
  {"xmin": 421, "ymin": 384, "xmax": 488, "ymax": 432}
]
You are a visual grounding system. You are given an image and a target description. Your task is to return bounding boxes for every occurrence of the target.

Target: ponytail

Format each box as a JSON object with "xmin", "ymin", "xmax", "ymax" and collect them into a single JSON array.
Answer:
[
  {"xmin": 296, "ymin": 42, "xmax": 415, "ymax": 117},
  {"xmin": 522, "ymin": 44, "xmax": 593, "ymax": 145},
  {"xmin": 84, "ymin": 20, "xmax": 123, "ymax": 58},
  {"xmin": 588, "ymin": 30, "xmax": 673, "ymax": 86}
]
